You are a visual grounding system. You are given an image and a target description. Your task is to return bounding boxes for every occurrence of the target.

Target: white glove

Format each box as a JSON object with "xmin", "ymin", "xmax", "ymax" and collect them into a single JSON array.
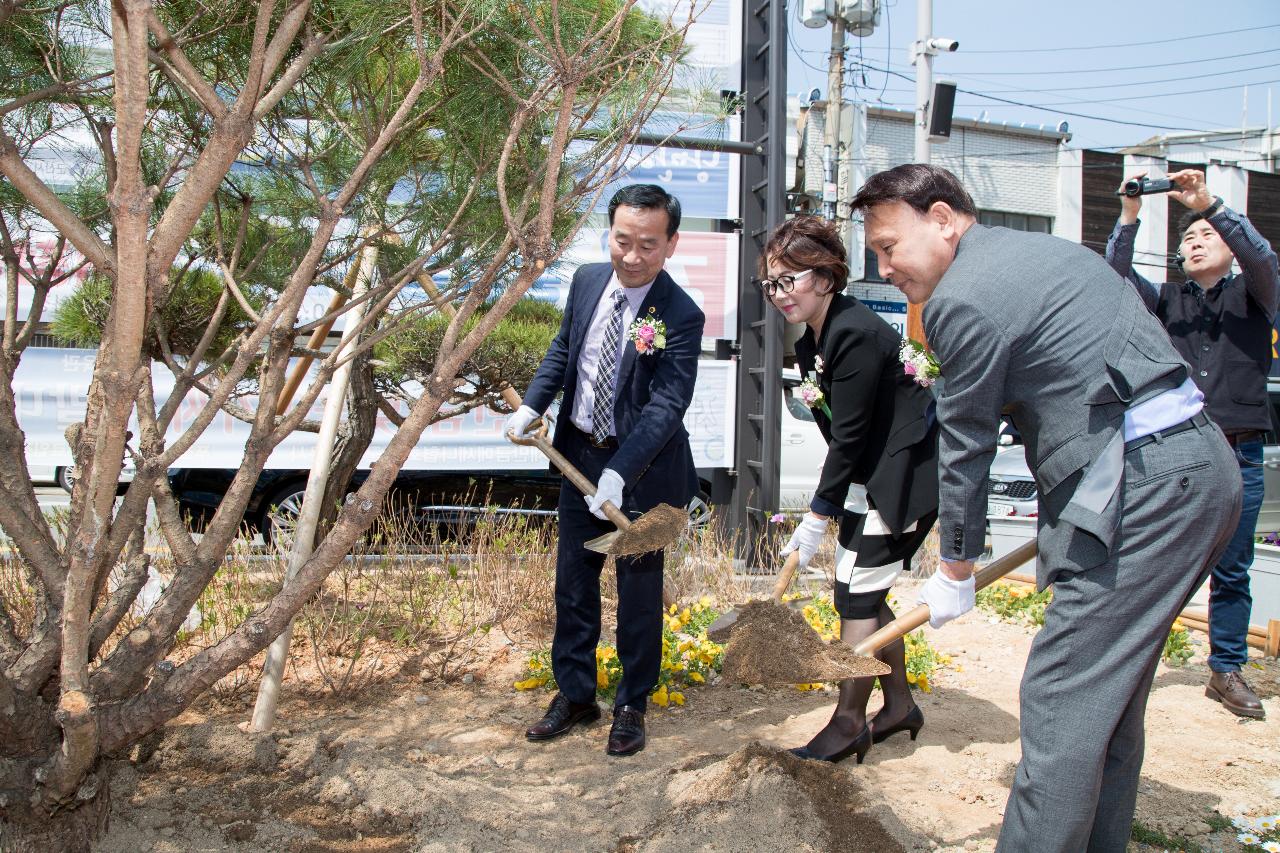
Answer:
[
  {"xmin": 779, "ymin": 513, "xmax": 827, "ymax": 568},
  {"xmin": 586, "ymin": 468, "xmax": 625, "ymax": 520},
  {"xmin": 504, "ymin": 405, "xmax": 540, "ymax": 441},
  {"xmin": 917, "ymin": 570, "xmax": 976, "ymax": 629}
]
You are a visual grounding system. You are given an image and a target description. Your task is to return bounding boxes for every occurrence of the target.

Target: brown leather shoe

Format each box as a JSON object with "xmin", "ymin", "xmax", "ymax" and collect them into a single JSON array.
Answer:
[
  {"xmin": 526, "ymin": 693, "xmax": 601, "ymax": 741},
  {"xmin": 606, "ymin": 705, "xmax": 646, "ymax": 756},
  {"xmin": 1206, "ymin": 671, "xmax": 1266, "ymax": 720}
]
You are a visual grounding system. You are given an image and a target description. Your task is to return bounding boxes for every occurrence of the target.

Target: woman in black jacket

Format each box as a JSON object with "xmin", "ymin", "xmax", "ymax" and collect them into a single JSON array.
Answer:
[{"xmin": 762, "ymin": 216, "xmax": 940, "ymax": 764}]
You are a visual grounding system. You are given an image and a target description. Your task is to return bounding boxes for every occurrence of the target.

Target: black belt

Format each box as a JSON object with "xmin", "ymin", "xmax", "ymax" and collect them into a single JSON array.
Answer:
[
  {"xmin": 1124, "ymin": 410, "xmax": 1211, "ymax": 453},
  {"xmin": 1224, "ymin": 429, "xmax": 1264, "ymax": 448},
  {"xmin": 574, "ymin": 424, "xmax": 618, "ymax": 450}
]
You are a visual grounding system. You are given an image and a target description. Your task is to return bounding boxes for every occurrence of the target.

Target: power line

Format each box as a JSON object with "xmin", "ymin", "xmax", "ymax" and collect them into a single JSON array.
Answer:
[
  {"xmin": 850, "ymin": 53, "xmax": 1255, "ymax": 127},
  {"xmin": 960, "ymin": 61, "xmax": 1280, "ymax": 92},
  {"xmin": 858, "ymin": 61, "xmax": 1212, "ymax": 132},
  {"xmin": 1019, "ymin": 78, "xmax": 1280, "ymax": 106},
  {"xmin": 959, "ymin": 24, "xmax": 1280, "ymax": 54},
  {"xmin": 948, "ymin": 46, "xmax": 1280, "ymax": 76}
]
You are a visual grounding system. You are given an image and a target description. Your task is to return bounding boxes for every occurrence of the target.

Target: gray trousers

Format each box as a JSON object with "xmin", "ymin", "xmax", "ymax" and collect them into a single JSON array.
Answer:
[{"xmin": 997, "ymin": 422, "xmax": 1241, "ymax": 853}]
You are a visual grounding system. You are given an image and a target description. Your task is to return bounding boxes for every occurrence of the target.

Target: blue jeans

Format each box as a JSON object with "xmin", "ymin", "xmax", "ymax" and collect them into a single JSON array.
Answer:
[{"xmin": 1208, "ymin": 439, "xmax": 1263, "ymax": 672}]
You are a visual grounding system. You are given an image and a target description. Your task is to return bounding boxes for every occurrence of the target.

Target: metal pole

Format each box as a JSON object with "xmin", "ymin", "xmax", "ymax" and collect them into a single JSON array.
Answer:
[
  {"xmin": 248, "ymin": 237, "xmax": 378, "ymax": 733},
  {"xmin": 913, "ymin": 0, "xmax": 932, "ymax": 164},
  {"xmin": 824, "ymin": 16, "xmax": 846, "ymax": 221}
]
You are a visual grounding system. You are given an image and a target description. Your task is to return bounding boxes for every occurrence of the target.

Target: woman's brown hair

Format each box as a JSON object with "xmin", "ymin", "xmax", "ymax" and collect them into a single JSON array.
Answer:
[{"xmin": 758, "ymin": 215, "xmax": 849, "ymax": 295}]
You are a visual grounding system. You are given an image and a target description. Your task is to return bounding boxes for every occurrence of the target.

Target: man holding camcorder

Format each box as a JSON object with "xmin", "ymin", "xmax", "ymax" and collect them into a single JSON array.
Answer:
[{"xmin": 1107, "ymin": 168, "xmax": 1280, "ymax": 720}]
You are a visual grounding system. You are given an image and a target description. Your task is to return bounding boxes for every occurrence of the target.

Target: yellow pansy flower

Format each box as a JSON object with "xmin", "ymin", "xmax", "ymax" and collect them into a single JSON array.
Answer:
[{"xmin": 651, "ymin": 685, "xmax": 669, "ymax": 707}]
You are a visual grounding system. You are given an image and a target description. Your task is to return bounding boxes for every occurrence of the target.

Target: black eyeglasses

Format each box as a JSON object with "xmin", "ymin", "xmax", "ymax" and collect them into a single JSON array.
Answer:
[{"xmin": 754, "ymin": 268, "xmax": 814, "ymax": 297}]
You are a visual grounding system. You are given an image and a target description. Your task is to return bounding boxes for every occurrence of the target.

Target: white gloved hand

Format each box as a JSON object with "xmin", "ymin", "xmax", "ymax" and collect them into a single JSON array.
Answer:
[
  {"xmin": 917, "ymin": 570, "xmax": 976, "ymax": 629},
  {"xmin": 585, "ymin": 468, "xmax": 625, "ymax": 520},
  {"xmin": 779, "ymin": 513, "xmax": 828, "ymax": 568},
  {"xmin": 504, "ymin": 405, "xmax": 541, "ymax": 441}
]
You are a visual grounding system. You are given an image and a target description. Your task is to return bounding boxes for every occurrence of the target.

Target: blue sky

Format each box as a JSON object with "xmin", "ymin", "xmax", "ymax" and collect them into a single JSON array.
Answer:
[{"xmin": 787, "ymin": 0, "xmax": 1280, "ymax": 153}]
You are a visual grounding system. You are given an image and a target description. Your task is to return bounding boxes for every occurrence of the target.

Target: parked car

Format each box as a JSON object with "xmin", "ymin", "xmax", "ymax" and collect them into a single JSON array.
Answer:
[{"xmin": 986, "ymin": 382, "xmax": 1280, "ymax": 534}]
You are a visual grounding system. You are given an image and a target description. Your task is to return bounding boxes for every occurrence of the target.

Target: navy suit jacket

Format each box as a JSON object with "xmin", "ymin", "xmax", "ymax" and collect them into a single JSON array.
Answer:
[{"xmin": 524, "ymin": 262, "xmax": 704, "ymax": 511}]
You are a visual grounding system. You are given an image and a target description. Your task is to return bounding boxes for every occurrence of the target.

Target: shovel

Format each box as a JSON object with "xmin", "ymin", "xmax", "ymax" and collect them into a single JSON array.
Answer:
[
  {"xmin": 715, "ymin": 539, "xmax": 1038, "ymax": 683},
  {"xmin": 504, "ymin": 412, "xmax": 688, "ymax": 557},
  {"xmin": 415, "ymin": 274, "xmax": 689, "ymax": 561},
  {"xmin": 705, "ymin": 549, "xmax": 802, "ymax": 640}
]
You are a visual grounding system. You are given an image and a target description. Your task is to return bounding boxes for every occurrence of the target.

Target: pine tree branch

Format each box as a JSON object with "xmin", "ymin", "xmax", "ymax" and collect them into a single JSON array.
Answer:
[{"xmin": 0, "ymin": 131, "xmax": 114, "ymax": 274}]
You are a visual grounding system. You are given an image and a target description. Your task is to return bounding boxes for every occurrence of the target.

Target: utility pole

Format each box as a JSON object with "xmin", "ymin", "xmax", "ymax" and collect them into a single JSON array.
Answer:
[
  {"xmin": 912, "ymin": 0, "xmax": 933, "ymax": 164},
  {"xmin": 823, "ymin": 16, "xmax": 846, "ymax": 221}
]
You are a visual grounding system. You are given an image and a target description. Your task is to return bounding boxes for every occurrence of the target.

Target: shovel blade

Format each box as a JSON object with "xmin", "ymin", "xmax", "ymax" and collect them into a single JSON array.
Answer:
[
  {"xmin": 706, "ymin": 609, "xmax": 740, "ymax": 643},
  {"xmin": 584, "ymin": 503, "xmax": 688, "ymax": 556},
  {"xmin": 584, "ymin": 530, "xmax": 621, "ymax": 554}
]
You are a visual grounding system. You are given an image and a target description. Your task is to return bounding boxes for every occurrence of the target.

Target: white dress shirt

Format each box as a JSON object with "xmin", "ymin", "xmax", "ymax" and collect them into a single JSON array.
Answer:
[
  {"xmin": 570, "ymin": 274, "xmax": 655, "ymax": 436},
  {"xmin": 1122, "ymin": 377, "xmax": 1204, "ymax": 442}
]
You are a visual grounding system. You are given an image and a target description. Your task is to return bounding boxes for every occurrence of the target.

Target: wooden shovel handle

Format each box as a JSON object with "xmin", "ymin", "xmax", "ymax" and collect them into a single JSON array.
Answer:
[
  {"xmin": 770, "ymin": 551, "xmax": 802, "ymax": 602},
  {"xmin": 852, "ymin": 539, "xmax": 1038, "ymax": 656},
  {"xmin": 499, "ymin": 386, "xmax": 632, "ymax": 530}
]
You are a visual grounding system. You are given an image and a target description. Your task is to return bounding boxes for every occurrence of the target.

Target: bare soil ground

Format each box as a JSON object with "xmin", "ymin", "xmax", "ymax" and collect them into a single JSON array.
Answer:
[{"xmin": 99, "ymin": 579, "xmax": 1280, "ymax": 853}]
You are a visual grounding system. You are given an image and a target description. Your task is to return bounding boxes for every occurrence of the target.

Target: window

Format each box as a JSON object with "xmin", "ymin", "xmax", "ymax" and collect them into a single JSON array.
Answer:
[{"xmin": 979, "ymin": 210, "xmax": 1052, "ymax": 233}]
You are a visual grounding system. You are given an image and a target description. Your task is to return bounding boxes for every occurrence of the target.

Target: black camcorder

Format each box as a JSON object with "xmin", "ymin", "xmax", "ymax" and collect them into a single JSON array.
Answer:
[{"xmin": 1117, "ymin": 176, "xmax": 1175, "ymax": 198}]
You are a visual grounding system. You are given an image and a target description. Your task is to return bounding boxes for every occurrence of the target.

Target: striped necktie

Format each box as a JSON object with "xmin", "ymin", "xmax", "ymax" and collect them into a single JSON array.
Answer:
[{"xmin": 591, "ymin": 289, "xmax": 628, "ymax": 443}]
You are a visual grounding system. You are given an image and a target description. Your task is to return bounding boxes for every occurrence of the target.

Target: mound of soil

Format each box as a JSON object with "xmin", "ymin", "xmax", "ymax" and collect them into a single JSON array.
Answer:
[
  {"xmin": 719, "ymin": 600, "xmax": 889, "ymax": 684},
  {"xmin": 619, "ymin": 742, "xmax": 903, "ymax": 852}
]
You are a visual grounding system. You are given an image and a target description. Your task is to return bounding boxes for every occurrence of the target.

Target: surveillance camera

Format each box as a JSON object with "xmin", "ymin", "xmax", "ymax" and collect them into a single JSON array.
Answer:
[{"xmin": 927, "ymin": 37, "xmax": 959, "ymax": 52}]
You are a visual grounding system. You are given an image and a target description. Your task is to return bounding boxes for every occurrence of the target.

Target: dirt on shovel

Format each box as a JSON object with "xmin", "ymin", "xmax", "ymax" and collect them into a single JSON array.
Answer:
[{"xmin": 717, "ymin": 599, "xmax": 890, "ymax": 684}]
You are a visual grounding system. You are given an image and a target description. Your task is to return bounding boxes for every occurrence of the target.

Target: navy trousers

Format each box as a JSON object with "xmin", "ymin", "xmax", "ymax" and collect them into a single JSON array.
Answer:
[
  {"xmin": 1208, "ymin": 439, "xmax": 1264, "ymax": 672},
  {"xmin": 550, "ymin": 426, "xmax": 665, "ymax": 711}
]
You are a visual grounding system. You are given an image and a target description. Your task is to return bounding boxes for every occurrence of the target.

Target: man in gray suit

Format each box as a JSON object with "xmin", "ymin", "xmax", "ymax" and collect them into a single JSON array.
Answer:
[{"xmin": 852, "ymin": 164, "xmax": 1241, "ymax": 853}]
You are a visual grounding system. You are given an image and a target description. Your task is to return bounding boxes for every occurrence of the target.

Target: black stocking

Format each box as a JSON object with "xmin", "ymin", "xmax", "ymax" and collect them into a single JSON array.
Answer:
[
  {"xmin": 800, "ymin": 615, "xmax": 879, "ymax": 755},
  {"xmin": 867, "ymin": 599, "xmax": 918, "ymax": 734}
]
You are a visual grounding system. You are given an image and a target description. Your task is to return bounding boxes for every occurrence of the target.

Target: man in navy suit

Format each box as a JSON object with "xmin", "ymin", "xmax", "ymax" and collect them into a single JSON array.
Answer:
[{"xmin": 505, "ymin": 184, "xmax": 704, "ymax": 756}]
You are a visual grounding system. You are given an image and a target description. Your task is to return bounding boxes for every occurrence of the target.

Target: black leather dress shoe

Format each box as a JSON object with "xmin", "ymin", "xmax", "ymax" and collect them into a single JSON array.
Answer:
[
  {"xmin": 606, "ymin": 705, "xmax": 646, "ymax": 756},
  {"xmin": 526, "ymin": 693, "xmax": 601, "ymax": 741}
]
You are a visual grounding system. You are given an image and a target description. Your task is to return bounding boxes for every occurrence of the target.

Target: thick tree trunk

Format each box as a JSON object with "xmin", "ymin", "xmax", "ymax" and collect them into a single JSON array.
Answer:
[{"xmin": 0, "ymin": 775, "xmax": 110, "ymax": 853}]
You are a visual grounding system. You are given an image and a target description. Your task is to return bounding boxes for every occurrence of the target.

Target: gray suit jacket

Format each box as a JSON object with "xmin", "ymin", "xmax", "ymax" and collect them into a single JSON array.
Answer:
[{"xmin": 923, "ymin": 225, "xmax": 1191, "ymax": 585}]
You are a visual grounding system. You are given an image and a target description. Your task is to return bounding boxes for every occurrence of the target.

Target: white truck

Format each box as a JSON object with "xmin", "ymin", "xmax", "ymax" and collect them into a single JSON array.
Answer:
[{"xmin": 14, "ymin": 345, "xmax": 826, "ymax": 540}]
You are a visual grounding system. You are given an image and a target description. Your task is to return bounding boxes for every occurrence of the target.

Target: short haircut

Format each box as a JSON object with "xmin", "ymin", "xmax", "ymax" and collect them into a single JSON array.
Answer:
[
  {"xmin": 849, "ymin": 163, "xmax": 978, "ymax": 218},
  {"xmin": 760, "ymin": 215, "xmax": 849, "ymax": 295},
  {"xmin": 1179, "ymin": 208, "xmax": 1210, "ymax": 235},
  {"xmin": 607, "ymin": 184, "xmax": 681, "ymax": 238}
]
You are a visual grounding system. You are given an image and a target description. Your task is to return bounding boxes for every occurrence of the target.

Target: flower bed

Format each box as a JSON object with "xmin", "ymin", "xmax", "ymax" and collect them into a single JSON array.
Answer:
[{"xmin": 515, "ymin": 593, "xmax": 948, "ymax": 704}]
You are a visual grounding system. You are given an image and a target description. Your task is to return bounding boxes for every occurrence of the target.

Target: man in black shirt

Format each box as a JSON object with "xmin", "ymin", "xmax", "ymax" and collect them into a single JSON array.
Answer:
[{"xmin": 1107, "ymin": 168, "xmax": 1279, "ymax": 719}]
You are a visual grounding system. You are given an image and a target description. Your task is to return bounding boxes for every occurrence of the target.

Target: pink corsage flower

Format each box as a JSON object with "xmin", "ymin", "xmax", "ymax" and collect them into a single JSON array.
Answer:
[
  {"xmin": 899, "ymin": 339, "xmax": 940, "ymax": 388},
  {"xmin": 627, "ymin": 310, "xmax": 667, "ymax": 355},
  {"xmin": 798, "ymin": 374, "xmax": 832, "ymax": 419}
]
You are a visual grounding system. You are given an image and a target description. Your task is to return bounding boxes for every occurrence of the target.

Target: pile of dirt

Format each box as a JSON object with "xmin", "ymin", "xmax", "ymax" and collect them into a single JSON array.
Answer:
[
  {"xmin": 618, "ymin": 742, "xmax": 903, "ymax": 852},
  {"xmin": 606, "ymin": 502, "xmax": 689, "ymax": 556},
  {"xmin": 718, "ymin": 600, "xmax": 889, "ymax": 684}
]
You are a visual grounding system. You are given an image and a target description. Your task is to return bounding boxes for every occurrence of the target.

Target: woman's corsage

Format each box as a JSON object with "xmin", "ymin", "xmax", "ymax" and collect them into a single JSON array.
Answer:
[
  {"xmin": 798, "ymin": 374, "xmax": 831, "ymax": 418},
  {"xmin": 628, "ymin": 308, "xmax": 666, "ymax": 355},
  {"xmin": 899, "ymin": 339, "xmax": 940, "ymax": 388}
]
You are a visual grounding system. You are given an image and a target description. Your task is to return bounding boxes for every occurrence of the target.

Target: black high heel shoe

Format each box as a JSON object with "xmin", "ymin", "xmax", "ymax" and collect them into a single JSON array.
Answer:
[
  {"xmin": 870, "ymin": 705, "xmax": 924, "ymax": 745},
  {"xmin": 788, "ymin": 724, "xmax": 872, "ymax": 765}
]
